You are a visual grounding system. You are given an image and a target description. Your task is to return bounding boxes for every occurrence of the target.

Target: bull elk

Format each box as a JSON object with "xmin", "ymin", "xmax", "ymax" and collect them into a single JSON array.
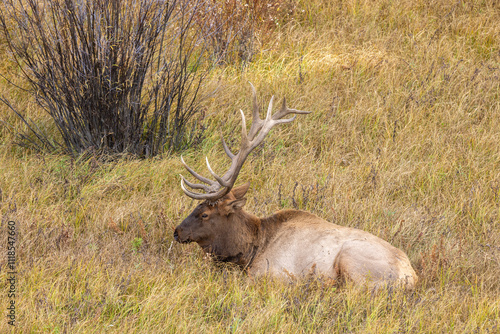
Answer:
[{"xmin": 174, "ymin": 84, "xmax": 417, "ymax": 288}]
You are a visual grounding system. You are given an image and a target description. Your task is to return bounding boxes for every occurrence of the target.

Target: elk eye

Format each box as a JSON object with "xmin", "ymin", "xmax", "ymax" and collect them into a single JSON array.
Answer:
[{"xmin": 201, "ymin": 213, "xmax": 208, "ymax": 218}]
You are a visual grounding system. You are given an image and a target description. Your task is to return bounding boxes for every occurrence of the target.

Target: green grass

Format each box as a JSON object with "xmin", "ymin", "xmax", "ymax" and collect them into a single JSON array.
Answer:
[{"xmin": 1, "ymin": 0, "xmax": 500, "ymax": 332}]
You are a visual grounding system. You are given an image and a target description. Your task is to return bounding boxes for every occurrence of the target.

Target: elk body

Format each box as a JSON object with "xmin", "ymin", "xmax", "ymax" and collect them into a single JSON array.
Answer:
[{"xmin": 174, "ymin": 85, "xmax": 417, "ymax": 288}]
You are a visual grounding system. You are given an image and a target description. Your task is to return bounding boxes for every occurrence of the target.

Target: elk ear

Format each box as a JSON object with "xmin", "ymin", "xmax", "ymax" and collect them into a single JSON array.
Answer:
[
  {"xmin": 219, "ymin": 197, "xmax": 247, "ymax": 216},
  {"xmin": 229, "ymin": 198, "xmax": 247, "ymax": 211},
  {"xmin": 232, "ymin": 182, "xmax": 250, "ymax": 199}
]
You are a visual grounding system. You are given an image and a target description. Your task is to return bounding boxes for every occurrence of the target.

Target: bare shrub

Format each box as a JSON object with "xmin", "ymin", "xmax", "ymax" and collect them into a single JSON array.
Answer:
[{"xmin": 0, "ymin": 0, "xmax": 214, "ymax": 157}]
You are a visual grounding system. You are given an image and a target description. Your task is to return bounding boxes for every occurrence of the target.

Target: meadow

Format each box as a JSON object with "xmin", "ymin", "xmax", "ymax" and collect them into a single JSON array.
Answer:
[{"xmin": 1, "ymin": 0, "xmax": 499, "ymax": 332}]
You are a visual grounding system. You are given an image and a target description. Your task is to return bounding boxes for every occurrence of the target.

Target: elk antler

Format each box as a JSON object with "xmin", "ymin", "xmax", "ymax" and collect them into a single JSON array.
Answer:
[{"xmin": 180, "ymin": 83, "xmax": 311, "ymax": 202}]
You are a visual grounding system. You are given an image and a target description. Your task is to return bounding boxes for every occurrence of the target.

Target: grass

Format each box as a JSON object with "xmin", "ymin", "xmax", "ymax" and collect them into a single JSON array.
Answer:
[{"xmin": 1, "ymin": 0, "xmax": 500, "ymax": 332}]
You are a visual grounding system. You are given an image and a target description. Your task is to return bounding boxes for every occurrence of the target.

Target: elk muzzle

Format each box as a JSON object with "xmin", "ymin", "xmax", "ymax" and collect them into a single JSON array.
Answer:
[{"xmin": 173, "ymin": 226, "xmax": 193, "ymax": 244}]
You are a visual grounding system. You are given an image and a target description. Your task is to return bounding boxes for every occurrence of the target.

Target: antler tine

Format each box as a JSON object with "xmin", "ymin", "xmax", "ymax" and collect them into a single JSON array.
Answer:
[
  {"xmin": 180, "ymin": 177, "xmax": 209, "ymax": 200},
  {"xmin": 247, "ymin": 82, "xmax": 264, "ymax": 140},
  {"xmin": 180, "ymin": 175, "xmax": 210, "ymax": 190},
  {"xmin": 265, "ymin": 95, "xmax": 274, "ymax": 121},
  {"xmin": 220, "ymin": 131, "xmax": 235, "ymax": 159},
  {"xmin": 180, "ymin": 156, "xmax": 215, "ymax": 186},
  {"xmin": 239, "ymin": 109, "xmax": 250, "ymax": 148},
  {"xmin": 180, "ymin": 155, "xmax": 227, "ymax": 199},
  {"xmin": 181, "ymin": 177, "xmax": 229, "ymax": 200},
  {"xmin": 272, "ymin": 97, "xmax": 311, "ymax": 121},
  {"xmin": 205, "ymin": 157, "xmax": 231, "ymax": 188}
]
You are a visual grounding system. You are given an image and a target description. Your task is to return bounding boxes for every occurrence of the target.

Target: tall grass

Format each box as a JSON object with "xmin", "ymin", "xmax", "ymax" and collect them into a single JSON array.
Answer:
[{"xmin": 1, "ymin": 0, "xmax": 500, "ymax": 332}]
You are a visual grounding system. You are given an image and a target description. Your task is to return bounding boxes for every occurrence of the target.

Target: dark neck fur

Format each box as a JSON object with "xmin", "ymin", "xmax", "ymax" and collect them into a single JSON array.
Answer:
[{"xmin": 202, "ymin": 209, "xmax": 298, "ymax": 269}]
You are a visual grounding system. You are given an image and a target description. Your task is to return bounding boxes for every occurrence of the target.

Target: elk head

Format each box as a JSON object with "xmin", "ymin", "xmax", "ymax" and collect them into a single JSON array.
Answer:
[{"xmin": 174, "ymin": 83, "xmax": 310, "ymax": 260}]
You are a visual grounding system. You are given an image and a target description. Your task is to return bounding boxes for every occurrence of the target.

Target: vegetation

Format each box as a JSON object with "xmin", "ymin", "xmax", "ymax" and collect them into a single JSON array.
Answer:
[
  {"xmin": 196, "ymin": 0, "xmax": 298, "ymax": 64},
  {"xmin": 1, "ymin": 0, "xmax": 499, "ymax": 332},
  {"xmin": 0, "ymin": 0, "xmax": 212, "ymax": 156}
]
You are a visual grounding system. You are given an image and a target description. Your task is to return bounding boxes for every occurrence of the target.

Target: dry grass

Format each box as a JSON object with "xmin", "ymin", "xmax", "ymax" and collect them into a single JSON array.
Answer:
[{"xmin": 1, "ymin": 0, "xmax": 500, "ymax": 332}]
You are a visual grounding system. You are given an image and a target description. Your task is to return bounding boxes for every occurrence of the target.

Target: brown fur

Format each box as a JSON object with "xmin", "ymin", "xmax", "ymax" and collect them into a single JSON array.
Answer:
[{"xmin": 174, "ymin": 184, "xmax": 418, "ymax": 288}]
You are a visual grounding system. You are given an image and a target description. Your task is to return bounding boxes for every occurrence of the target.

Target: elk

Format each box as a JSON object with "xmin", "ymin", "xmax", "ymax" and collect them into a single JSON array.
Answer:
[{"xmin": 174, "ymin": 84, "xmax": 418, "ymax": 288}]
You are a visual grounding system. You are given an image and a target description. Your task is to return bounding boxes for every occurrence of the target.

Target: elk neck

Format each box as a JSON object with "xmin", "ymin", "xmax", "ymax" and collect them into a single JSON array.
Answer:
[
  {"xmin": 221, "ymin": 209, "xmax": 296, "ymax": 269},
  {"xmin": 197, "ymin": 207, "xmax": 295, "ymax": 269},
  {"xmin": 197, "ymin": 208, "xmax": 261, "ymax": 268}
]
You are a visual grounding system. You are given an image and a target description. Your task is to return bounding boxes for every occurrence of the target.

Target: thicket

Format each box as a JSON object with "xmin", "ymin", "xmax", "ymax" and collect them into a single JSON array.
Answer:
[{"xmin": 0, "ymin": 0, "xmax": 213, "ymax": 157}]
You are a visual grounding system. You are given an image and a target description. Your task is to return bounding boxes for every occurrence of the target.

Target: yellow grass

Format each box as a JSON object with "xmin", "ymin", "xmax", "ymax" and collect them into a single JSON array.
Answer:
[{"xmin": 1, "ymin": 0, "xmax": 500, "ymax": 332}]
